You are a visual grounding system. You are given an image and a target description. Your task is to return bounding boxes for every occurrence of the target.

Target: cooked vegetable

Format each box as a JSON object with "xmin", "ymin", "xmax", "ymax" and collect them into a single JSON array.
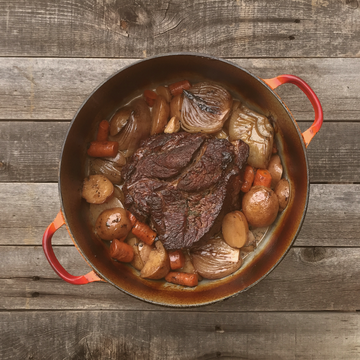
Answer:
[
  {"xmin": 168, "ymin": 80, "xmax": 191, "ymax": 96},
  {"xmin": 87, "ymin": 141, "xmax": 119, "ymax": 158},
  {"xmin": 113, "ymin": 98, "xmax": 152, "ymax": 157},
  {"xmin": 178, "ymin": 251, "xmax": 202, "ymax": 280},
  {"xmin": 140, "ymin": 241, "xmax": 171, "ymax": 279},
  {"xmin": 110, "ymin": 106, "xmax": 132, "ymax": 136},
  {"xmin": 169, "ymin": 250, "xmax": 185, "ymax": 270},
  {"xmin": 138, "ymin": 241, "xmax": 153, "ymax": 264},
  {"xmin": 229, "ymin": 105, "xmax": 274, "ymax": 169},
  {"xmin": 190, "ymin": 236, "xmax": 242, "ymax": 280},
  {"xmin": 103, "ymin": 151, "xmax": 127, "ymax": 166},
  {"xmin": 127, "ymin": 237, "xmax": 144, "ymax": 270},
  {"xmin": 95, "ymin": 207, "xmax": 131, "ymax": 241},
  {"xmin": 215, "ymin": 129, "xmax": 228, "ymax": 139},
  {"xmin": 253, "ymin": 169, "xmax": 272, "ymax": 188},
  {"xmin": 82, "ymin": 174, "xmax": 114, "ymax": 204},
  {"xmin": 151, "ymin": 95, "xmax": 170, "ymax": 135},
  {"xmin": 222, "ymin": 211, "xmax": 249, "ymax": 249},
  {"xmin": 164, "ymin": 116, "xmax": 180, "ymax": 134},
  {"xmin": 241, "ymin": 231, "xmax": 256, "ymax": 254},
  {"xmin": 267, "ymin": 154, "xmax": 283, "ymax": 188},
  {"xmin": 242, "ymin": 186, "xmax": 279, "ymax": 227},
  {"xmin": 241, "ymin": 165, "xmax": 255, "ymax": 193},
  {"xmin": 181, "ymin": 82, "xmax": 233, "ymax": 134},
  {"xmin": 156, "ymin": 85, "xmax": 172, "ymax": 103},
  {"xmin": 89, "ymin": 191, "xmax": 124, "ymax": 226},
  {"xmin": 110, "ymin": 239, "xmax": 134, "ymax": 263},
  {"xmin": 275, "ymin": 178, "xmax": 290, "ymax": 211},
  {"xmin": 170, "ymin": 94, "xmax": 183, "ymax": 120},
  {"xmin": 144, "ymin": 89, "xmax": 157, "ymax": 107},
  {"xmin": 126, "ymin": 211, "xmax": 157, "ymax": 246},
  {"xmin": 90, "ymin": 158, "xmax": 122, "ymax": 184},
  {"xmin": 165, "ymin": 272, "xmax": 198, "ymax": 287},
  {"xmin": 96, "ymin": 120, "xmax": 110, "ymax": 141}
]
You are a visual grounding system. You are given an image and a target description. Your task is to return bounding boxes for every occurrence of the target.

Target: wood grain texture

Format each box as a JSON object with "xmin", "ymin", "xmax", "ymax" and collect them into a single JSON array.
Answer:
[
  {"xmin": 1, "ymin": 311, "xmax": 360, "ymax": 360},
  {"xmin": 1, "ymin": 0, "xmax": 360, "ymax": 58},
  {"xmin": 2, "ymin": 242, "xmax": 360, "ymax": 312},
  {"xmin": 0, "ymin": 57, "xmax": 359, "ymax": 121},
  {"xmin": 1, "ymin": 121, "xmax": 360, "ymax": 183},
  {"xmin": 1, "ymin": 183, "xmax": 360, "ymax": 247}
]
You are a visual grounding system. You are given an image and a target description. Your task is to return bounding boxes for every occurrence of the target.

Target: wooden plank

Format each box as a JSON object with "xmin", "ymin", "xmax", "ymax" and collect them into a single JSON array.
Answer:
[
  {"xmin": 1, "ymin": 311, "xmax": 360, "ymax": 360},
  {"xmin": 2, "ymin": 245, "xmax": 360, "ymax": 311},
  {"xmin": 0, "ymin": 57, "xmax": 359, "ymax": 121},
  {"xmin": 1, "ymin": 121, "xmax": 360, "ymax": 183},
  {"xmin": 1, "ymin": 183, "xmax": 359, "ymax": 247},
  {"xmin": 1, "ymin": 0, "xmax": 360, "ymax": 58}
]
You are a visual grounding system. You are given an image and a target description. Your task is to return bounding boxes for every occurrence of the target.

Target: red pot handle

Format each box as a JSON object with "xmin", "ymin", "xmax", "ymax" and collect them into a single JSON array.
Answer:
[
  {"xmin": 262, "ymin": 74, "xmax": 323, "ymax": 147},
  {"xmin": 42, "ymin": 211, "xmax": 103, "ymax": 284}
]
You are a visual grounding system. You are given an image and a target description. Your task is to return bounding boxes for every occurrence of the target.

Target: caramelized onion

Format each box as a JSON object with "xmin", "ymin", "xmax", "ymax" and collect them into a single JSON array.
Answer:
[
  {"xmin": 112, "ymin": 98, "xmax": 151, "ymax": 157},
  {"xmin": 190, "ymin": 235, "xmax": 242, "ymax": 280},
  {"xmin": 109, "ymin": 106, "xmax": 132, "ymax": 136},
  {"xmin": 229, "ymin": 105, "xmax": 274, "ymax": 169},
  {"xmin": 181, "ymin": 82, "xmax": 233, "ymax": 134},
  {"xmin": 90, "ymin": 158, "xmax": 122, "ymax": 184}
]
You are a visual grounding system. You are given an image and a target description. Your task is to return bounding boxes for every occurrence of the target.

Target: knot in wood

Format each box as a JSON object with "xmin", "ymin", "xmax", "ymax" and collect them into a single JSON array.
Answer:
[{"xmin": 301, "ymin": 247, "xmax": 327, "ymax": 263}]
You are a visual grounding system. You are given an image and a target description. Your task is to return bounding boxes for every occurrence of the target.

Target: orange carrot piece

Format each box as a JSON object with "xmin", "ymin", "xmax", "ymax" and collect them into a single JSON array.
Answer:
[
  {"xmin": 126, "ymin": 211, "xmax": 157, "ymax": 246},
  {"xmin": 126, "ymin": 211, "xmax": 137, "ymax": 226},
  {"xmin": 87, "ymin": 141, "xmax": 119, "ymax": 158},
  {"xmin": 241, "ymin": 165, "xmax": 255, "ymax": 193},
  {"xmin": 132, "ymin": 221, "xmax": 156, "ymax": 246},
  {"xmin": 165, "ymin": 272, "xmax": 198, "ymax": 287},
  {"xmin": 144, "ymin": 89, "xmax": 157, "ymax": 107},
  {"xmin": 109, "ymin": 239, "xmax": 134, "ymax": 263},
  {"xmin": 145, "ymin": 97, "xmax": 155, "ymax": 107},
  {"xmin": 96, "ymin": 120, "xmax": 110, "ymax": 141},
  {"xmin": 169, "ymin": 250, "xmax": 185, "ymax": 270},
  {"xmin": 168, "ymin": 80, "xmax": 191, "ymax": 96},
  {"xmin": 144, "ymin": 89, "xmax": 157, "ymax": 100},
  {"xmin": 253, "ymin": 169, "xmax": 272, "ymax": 188}
]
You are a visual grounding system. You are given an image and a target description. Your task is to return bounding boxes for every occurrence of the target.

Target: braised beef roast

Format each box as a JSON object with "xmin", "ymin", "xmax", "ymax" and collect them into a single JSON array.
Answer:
[{"xmin": 122, "ymin": 132, "xmax": 249, "ymax": 250}]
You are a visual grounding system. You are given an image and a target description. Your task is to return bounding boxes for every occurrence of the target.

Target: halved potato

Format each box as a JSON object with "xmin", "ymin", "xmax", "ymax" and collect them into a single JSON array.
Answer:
[
  {"xmin": 140, "ymin": 241, "xmax": 170, "ymax": 280},
  {"xmin": 127, "ymin": 237, "xmax": 144, "ymax": 271},
  {"xmin": 222, "ymin": 211, "xmax": 249, "ymax": 248},
  {"xmin": 82, "ymin": 174, "xmax": 114, "ymax": 204},
  {"xmin": 138, "ymin": 242, "xmax": 153, "ymax": 264}
]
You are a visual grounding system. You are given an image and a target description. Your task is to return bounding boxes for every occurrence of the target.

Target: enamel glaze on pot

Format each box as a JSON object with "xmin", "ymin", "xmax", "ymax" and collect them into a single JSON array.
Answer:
[{"xmin": 43, "ymin": 53, "xmax": 323, "ymax": 307}]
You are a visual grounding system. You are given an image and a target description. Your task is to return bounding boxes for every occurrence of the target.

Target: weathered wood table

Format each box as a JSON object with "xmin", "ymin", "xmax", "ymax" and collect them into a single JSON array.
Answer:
[{"xmin": 1, "ymin": 1, "xmax": 360, "ymax": 359}]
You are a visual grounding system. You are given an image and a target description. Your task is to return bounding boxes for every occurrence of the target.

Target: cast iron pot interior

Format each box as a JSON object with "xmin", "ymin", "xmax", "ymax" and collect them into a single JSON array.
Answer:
[{"xmin": 59, "ymin": 54, "xmax": 308, "ymax": 307}]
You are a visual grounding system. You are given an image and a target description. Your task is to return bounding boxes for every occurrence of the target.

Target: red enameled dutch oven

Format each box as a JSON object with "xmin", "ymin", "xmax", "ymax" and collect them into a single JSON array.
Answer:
[{"xmin": 43, "ymin": 53, "xmax": 323, "ymax": 307}]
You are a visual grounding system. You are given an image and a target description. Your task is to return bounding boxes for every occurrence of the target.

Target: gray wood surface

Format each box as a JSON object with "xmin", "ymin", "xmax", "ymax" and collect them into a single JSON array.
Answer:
[
  {"xmin": 2, "ymin": 245, "xmax": 360, "ymax": 312},
  {"xmin": 1, "ymin": 311, "xmax": 360, "ymax": 360},
  {"xmin": 1, "ymin": 58, "xmax": 359, "ymax": 121},
  {"xmin": 2, "ymin": 0, "xmax": 360, "ymax": 358},
  {"xmin": 1, "ymin": 0, "xmax": 360, "ymax": 58}
]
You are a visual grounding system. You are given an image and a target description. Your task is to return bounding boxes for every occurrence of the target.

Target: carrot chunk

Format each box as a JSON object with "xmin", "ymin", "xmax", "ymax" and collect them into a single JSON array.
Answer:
[
  {"xmin": 126, "ymin": 211, "xmax": 156, "ymax": 246},
  {"xmin": 168, "ymin": 80, "xmax": 191, "ymax": 96},
  {"xmin": 96, "ymin": 120, "xmax": 110, "ymax": 141},
  {"xmin": 253, "ymin": 169, "xmax": 272, "ymax": 188},
  {"xmin": 144, "ymin": 89, "xmax": 157, "ymax": 107},
  {"xmin": 165, "ymin": 272, "xmax": 198, "ymax": 287},
  {"xmin": 241, "ymin": 165, "xmax": 255, "ymax": 193},
  {"xmin": 109, "ymin": 239, "xmax": 134, "ymax": 263},
  {"xmin": 87, "ymin": 141, "xmax": 119, "ymax": 158},
  {"xmin": 169, "ymin": 250, "xmax": 185, "ymax": 270}
]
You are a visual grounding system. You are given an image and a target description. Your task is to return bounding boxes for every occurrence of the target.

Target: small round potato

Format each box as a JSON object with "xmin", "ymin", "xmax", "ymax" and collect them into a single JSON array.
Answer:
[
  {"xmin": 242, "ymin": 186, "xmax": 279, "ymax": 227},
  {"xmin": 82, "ymin": 174, "xmax": 114, "ymax": 204},
  {"xmin": 267, "ymin": 154, "xmax": 283, "ymax": 188},
  {"xmin": 95, "ymin": 207, "xmax": 131, "ymax": 241},
  {"xmin": 275, "ymin": 178, "xmax": 290, "ymax": 211}
]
